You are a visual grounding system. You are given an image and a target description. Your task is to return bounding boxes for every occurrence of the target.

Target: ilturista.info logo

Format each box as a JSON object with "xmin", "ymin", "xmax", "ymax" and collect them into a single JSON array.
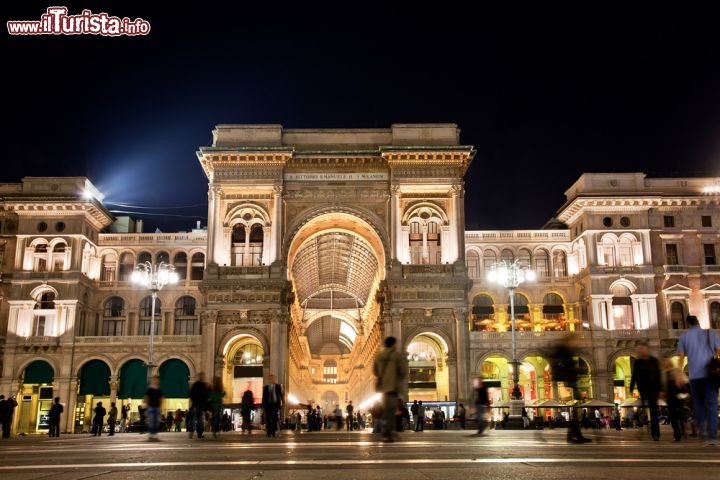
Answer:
[{"xmin": 7, "ymin": 7, "xmax": 151, "ymax": 36}]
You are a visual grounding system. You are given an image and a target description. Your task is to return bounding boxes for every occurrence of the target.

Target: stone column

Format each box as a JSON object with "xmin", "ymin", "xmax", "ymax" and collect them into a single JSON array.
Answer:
[
  {"xmin": 206, "ymin": 185, "xmax": 218, "ymax": 264},
  {"xmin": 201, "ymin": 311, "xmax": 219, "ymax": 377},
  {"xmin": 454, "ymin": 308, "xmax": 469, "ymax": 404},
  {"xmin": 65, "ymin": 377, "xmax": 78, "ymax": 433},
  {"xmin": 272, "ymin": 185, "xmax": 283, "ymax": 265},
  {"xmin": 446, "ymin": 356, "xmax": 457, "ymax": 403},
  {"xmin": 262, "ymin": 227, "xmax": 272, "ymax": 265},
  {"xmin": 390, "ymin": 185, "xmax": 400, "ymax": 261},
  {"xmin": 212, "ymin": 187, "xmax": 225, "ymax": 266}
]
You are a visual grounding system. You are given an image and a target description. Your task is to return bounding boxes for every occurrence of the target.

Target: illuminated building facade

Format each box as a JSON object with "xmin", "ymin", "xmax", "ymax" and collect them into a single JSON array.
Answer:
[{"xmin": 0, "ymin": 125, "xmax": 718, "ymax": 433}]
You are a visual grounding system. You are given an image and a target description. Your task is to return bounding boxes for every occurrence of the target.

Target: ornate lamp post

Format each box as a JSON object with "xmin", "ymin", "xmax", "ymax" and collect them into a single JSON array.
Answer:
[
  {"xmin": 487, "ymin": 260, "xmax": 536, "ymax": 424},
  {"xmin": 131, "ymin": 261, "xmax": 178, "ymax": 383}
]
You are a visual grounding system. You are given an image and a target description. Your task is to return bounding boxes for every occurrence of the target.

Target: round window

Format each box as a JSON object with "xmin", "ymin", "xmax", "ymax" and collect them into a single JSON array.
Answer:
[
  {"xmin": 602, "ymin": 217, "xmax": 613, "ymax": 228},
  {"xmin": 620, "ymin": 217, "xmax": 630, "ymax": 227},
  {"xmin": 55, "ymin": 221, "xmax": 66, "ymax": 232},
  {"xmin": 37, "ymin": 221, "xmax": 48, "ymax": 232}
]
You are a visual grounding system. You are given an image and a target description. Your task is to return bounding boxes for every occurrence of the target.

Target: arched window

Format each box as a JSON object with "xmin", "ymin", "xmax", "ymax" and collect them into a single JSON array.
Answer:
[
  {"xmin": 518, "ymin": 248, "xmax": 532, "ymax": 268},
  {"xmin": 710, "ymin": 301, "xmax": 720, "ymax": 329},
  {"xmin": 103, "ymin": 297, "xmax": 125, "ymax": 336},
  {"xmin": 553, "ymin": 251, "xmax": 568, "ymax": 278},
  {"xmin": 483, "ymin": 250, "xmax": 497, "ymax": 278},
  {"xmin": 466, "ymin": 250, "xmax": 480, "ymax": 279},
  {"xmin": 118, "ymin": 252, "xmax": 134, "ymax": 281},
  {"xmin": 173, "ymin": 252, "xmax": 187, "ymax": 280},
  {"xmin": 542, "ymin": 293, "xmax": 566, "ymax": 331},
  {"xmin": 426, "ymin": 221, "xmax": 441, "ymax": 264},
  {"xmin": 323, "ymin": 360, "xmax": 338, "ymax": 384},
  {"xmin": 409, "ymin": 221, "xmax": 422, "ymax": 264},
  {"xmin": 534, "ymin": 249, "xmax": 550, "ymax": 279},
  {"xmin": 600, "ymin": 236, "xmax": 617, "ymax": 267},
  {"xmin": 33, "ymin": 243, "xmax": 48, "ymax": 271},
  {"xmin": 230, "ymin": 223, "xmax": 263, "ymax": 266},
  {"xmin": 611, "ymin": 285, "xmax": 634, "ymax": 330},
  {"xmin": 138, "ymin": 251, "xmax": 152, "ymax": 265},
  {"xmin": 471, "ymin": 294, "xmax": 495, "ymax": 332},
  {"xmin": 249, "ymin": 224, "xmax": 264, "ymax": 243},
  {"xmin": 37, "ymin": 292, "xmax": 56, "ymax": 310},
  {"xmin": 174, "ymin": 296, "xmax": 198, "ymax": 335},
  {"xmin": 156, "ymin": 251, "xmax": 170, "ymax": 265},
  {"xmin": 50, "ymin": 241, "xmax": 68, "ymax": 271},
  {"xmin": 670, "ymin": 302, "xmax": 685, "ymax": 329},
  {"xmin": 232, "ymin": 224, "xmax": 246, "ymax": 244},
  {"xmin": 101, "ymin": 253, "xmax": 117, "ymax": 282},
  {"xmin": 190, "ymin": 253, "xmax": 204, "ymax": 280},
  {"xmin": 139, "ymin": 296, "xmax": 161, "ymax": 336},
  {"xmin": 501, "ymin": 249, "xmax": 514, "ymax": 264}
]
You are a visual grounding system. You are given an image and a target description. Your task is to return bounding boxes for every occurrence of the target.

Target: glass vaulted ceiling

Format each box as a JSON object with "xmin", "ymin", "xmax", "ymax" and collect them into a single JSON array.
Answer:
[{"xmin": 291, "ymin": 231, "xmax": 379, "ymax": 355}]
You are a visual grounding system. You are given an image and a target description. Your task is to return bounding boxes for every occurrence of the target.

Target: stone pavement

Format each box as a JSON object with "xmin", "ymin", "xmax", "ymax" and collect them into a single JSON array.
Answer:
[{"xmin": 0, "ymin": 427, "xmax": 718, "ymax": 480}]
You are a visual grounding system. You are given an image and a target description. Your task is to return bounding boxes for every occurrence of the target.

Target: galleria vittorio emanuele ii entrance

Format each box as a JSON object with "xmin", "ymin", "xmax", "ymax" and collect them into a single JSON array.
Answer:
[{"xmin": 196, "ymin": 123, "xmax": 474, "ymax": 411}]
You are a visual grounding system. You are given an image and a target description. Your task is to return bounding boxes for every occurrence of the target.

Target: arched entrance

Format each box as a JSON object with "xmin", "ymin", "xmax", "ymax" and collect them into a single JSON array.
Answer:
[
  {"xmin": 286, "ymin": 211, "xmax": 387, "ymax": 407},
  {"xmin": 223, "ymin": 335, "xmax": 265, "ymax": 406},
  {"xmin": 159, "ymin": 359, "xmax": 191, "ymax": 413},
  {"xmin": 118, "ymin": 359, "xmax": 147, "ymax": 424},
  {"xmin": 76, "ymin": 359, "xmax": 111, "ymax": 433},
  {"xmin": 480, "ymin": 356, "xmax": 509, "ymax": 414},
  {"xmin": 406, "ymin": 333, "xmax": 449, "ymax": 402},
  {"xmin": 16, "ymin": 360, "xmax": 55, "ymax": 434}
]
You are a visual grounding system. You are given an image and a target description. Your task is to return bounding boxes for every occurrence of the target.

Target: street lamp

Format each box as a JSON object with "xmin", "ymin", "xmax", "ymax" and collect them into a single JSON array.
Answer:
[
  {"xmin": 131, "ymin": 261, "xmax": 178, "ymax": 383},
  {"xmin": 487, "ymin": 260, "xmax": 536, "ymax": 423}
]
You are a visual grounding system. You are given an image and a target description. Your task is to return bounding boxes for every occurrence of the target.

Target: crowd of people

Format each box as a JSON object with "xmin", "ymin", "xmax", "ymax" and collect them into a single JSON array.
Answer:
[{"xmin": 0, "ymin": 315, "xmax": 717, "ymax": 445}]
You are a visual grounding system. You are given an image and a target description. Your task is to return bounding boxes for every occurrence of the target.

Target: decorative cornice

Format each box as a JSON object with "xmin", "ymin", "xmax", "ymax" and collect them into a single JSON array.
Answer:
[{"xmin": 557, "ymin": 196, "xmax": 720, "ymax": 224}]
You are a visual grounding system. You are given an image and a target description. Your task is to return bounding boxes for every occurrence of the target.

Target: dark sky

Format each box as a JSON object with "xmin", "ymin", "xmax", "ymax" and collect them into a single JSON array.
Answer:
[{"xmin": 3, "ymin": 2, "xmax": 720, "ymax": 232}]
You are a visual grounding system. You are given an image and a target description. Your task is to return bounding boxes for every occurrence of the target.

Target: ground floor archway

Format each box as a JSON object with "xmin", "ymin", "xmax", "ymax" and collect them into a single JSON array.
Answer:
[
  {"xmin": 16, "ymin": 360, "xmax": 55, "ymax": 434},
  {"xmin": 406, "ymin": 333, "xmax": 450, "ymax": 402},
  {"xmin": 75, "ymin": 359, "xmax": 111, "ymax": 433}
]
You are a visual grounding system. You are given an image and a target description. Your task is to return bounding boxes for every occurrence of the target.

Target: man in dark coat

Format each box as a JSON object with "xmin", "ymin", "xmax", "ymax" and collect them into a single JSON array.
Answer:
[
  {"xmin": 189, "ymin": 372, "xmax": 210, "ymax": 439},
  {"xmin": 261, "ymin": 374, "xmax": 283, "ymax": 438},
  {"xmin": 48, "ymin": 397, "xmax": 63, "ymax": 437},
  {"xmin": 629, "ymin": 340, "xmax": 662, "ymax": 440},
  {"xmin": 92, "ymin": 401, "xmax": 106, "ymax": 436}
]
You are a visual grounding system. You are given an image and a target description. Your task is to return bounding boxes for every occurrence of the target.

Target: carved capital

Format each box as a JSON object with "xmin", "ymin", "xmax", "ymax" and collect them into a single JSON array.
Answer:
[{"xmin": 201, "ymin": 310, "xmax": 219, "ymax": 325}]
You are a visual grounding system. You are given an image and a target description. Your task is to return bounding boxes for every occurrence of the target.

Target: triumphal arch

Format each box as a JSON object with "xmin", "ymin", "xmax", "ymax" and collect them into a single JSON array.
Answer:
[{"xmin": 196, "ymin": 124, "xmax": 475, "ymax": 409}]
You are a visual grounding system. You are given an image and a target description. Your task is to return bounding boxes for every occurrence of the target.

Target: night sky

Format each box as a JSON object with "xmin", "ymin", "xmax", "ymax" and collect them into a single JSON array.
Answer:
[{"xmin": 3, "ymin": 2, "xmax": 720, "ymax": 232}]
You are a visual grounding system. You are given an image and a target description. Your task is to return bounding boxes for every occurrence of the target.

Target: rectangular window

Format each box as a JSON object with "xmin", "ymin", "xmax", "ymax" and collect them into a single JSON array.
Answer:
[
  {"xmin": 34, "ymin": 316, "xmax": 46, "ymax": 336},
  {"xmin": 103, "ymin": 320, "xmax": 124, "ymax": 336},
  {"xmin": 102, "ymin": 265, "xmax": 116, "ymax": 282},
  {"xmin": 663, "ymin": 215, "xmax": 675, "ymax": 228},
  {"xmin": 174, "ymin": 319, "xmax": 197, "ymax": 335},
  {"xmin": 701, "ymin": 216, "xmax": 712, "ymax": 228},
  {"xmin": 138, "ymin": 320, "xmax": 160, "ymax": 336},
  {"xmin": 704, "ymin": 243, "xmax": 717, "ymax": 265},
  {"xmin": 665, "ymin": 244, "xmax": 679, "ymax": 265}
]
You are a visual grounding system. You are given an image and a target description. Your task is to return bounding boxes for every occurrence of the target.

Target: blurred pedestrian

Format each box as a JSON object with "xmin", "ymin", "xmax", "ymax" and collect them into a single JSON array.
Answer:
[
  {"xmin": 346, "ymin": 401, "xmax": 355, "ymax": 431},
  {"xmin": 209, "ymin": 377, "xmax": 225, "ymax": 438},
  {"xmin": 629, "ymin": 340, "xmax": 661, "ymax": 440},
  {"xmin": 120, "ymin": 403, "xmax": 129, "ymax": 433},
  {"xmin": 48, "ymin": 397, "xmax": 63, "ymax": 437},
  {"xmin": 189, "ymin": 372, "xmax": 209, "ymax": 439},
  {"xmin": 107, "ymin": 402, "xmax": 118, "ymax": 436},
  {"xmin": 662, "ymin": 357, "xmax": 684, "ymax": 441},
  {"xmin": 474, "ymin": 377, "xmax": 490, "ymax": 435},
  {"xmin": 373, "ymin": 336, "xmax": 408, "ymax": 442},
  {"xmin": 550, "ymin": 334, "xmax": 591, "ymax": 443},
  {"xmin": 145, "ymin": 375, "xmax": 163, "ymax": 441},
  {"xmin": 0, "ymin": 395, "xmax": 17, "ymax": 438},
  {"xmin": 457, "ymin": 403, "xmax": 466, "ymax": 429},
  {"xmin": 241, "ymin": 385, "xmax": 254, "ymax": 434},
  {"xmin": 677, "ymin": 315, "xmax": 720, "ymax": 445}
]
